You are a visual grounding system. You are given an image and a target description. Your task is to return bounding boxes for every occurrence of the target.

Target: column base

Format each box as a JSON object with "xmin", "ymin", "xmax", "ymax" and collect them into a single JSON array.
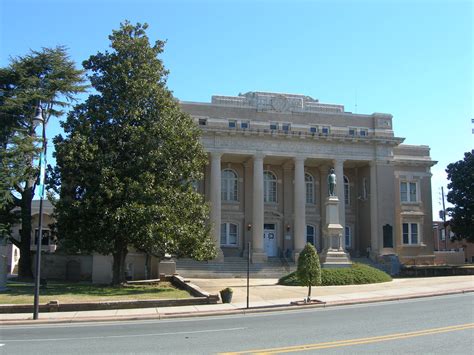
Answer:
[
  {"xmin": 214, "ymin": 248, "xmax": 225, "ymax": 262},
  {"xmin": 320, "ymin": 249, "xmax": 352, "ymax": 268},
  {"xmin": 251, "ymin": 250, "xmax": 267, "ymax": 264},
  {"xmin": 293, "ymin": 249, "xmax": 302, "ymax": 263}
]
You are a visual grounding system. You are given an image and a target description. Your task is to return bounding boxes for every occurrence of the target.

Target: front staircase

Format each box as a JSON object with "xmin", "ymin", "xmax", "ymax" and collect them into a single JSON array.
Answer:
[{"xmin": 175, "ymin": 257, "xmax": 296, "ymax": 279}]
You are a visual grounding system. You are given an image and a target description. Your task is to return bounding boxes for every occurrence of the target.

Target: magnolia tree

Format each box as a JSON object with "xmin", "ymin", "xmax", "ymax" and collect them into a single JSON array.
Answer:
[
  {"xmin": 53, "ymin": 22, "xmax": 216, "ymax": 285},
  {"xmin": 296, "ymin": 243, "xmax": 322, "ymax": 302}
]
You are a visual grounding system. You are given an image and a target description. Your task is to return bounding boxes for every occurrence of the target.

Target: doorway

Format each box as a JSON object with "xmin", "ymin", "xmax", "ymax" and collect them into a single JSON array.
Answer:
[{"xmin": 264, "ymin": 224, "xmax": 277, "ymax": 257}]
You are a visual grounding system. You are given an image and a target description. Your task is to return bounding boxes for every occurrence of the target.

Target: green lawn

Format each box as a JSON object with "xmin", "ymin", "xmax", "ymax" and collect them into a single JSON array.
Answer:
[{"xmin": 0, "ymin": 281, "xmax": 191, "ymax": 305}]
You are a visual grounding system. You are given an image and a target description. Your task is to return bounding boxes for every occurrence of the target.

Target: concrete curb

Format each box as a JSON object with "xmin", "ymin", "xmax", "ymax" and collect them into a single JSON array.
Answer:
[{"xmin": 2, "ymin": 288, "xmax": 473, "ymax": 326}]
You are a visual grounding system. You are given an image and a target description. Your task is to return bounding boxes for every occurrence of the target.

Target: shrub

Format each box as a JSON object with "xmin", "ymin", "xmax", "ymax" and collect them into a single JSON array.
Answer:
[
  {"xmin": 296, "ymin": 243, "xmax": 321, "ymax": 301},
  {"xmin": 278, "ymin": 263, "xmax": 392, "ymax": 286}
]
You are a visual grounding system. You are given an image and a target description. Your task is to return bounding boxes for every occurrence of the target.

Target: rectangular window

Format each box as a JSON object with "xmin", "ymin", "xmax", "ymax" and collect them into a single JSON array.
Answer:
[
  {"xmin": 345, "ymin": 226, "xmax": 352, "ymax": 248},
  {"xmin": 400, "ymin": 181, "xmax": 417, "ymax": 202},
  {"xmin": 360, "ymin": 129, "xmax": 368, "ymax": 137},
  {"xmin": 306, "ymin": 225, "xmax": 315, "ymax": 246},
  {"xmin": 270, "ymin": 122, "xmax": 278, "ymax": 130},
  {"xmin": 282, "ymin": 123, "xmax": 291, "ymax": 132},
  {"xmin": 310, "ymin": 126, "xmax": 318, "ymax": 134},
  {"xmin": 440, "ymin": 229, "xmax": 446, "ymax": 241},
  {"xmin": 402, "ymin": 223, "xmax": 420, "ymax": 245},
  {"xmin": 228, "ymin": 120, "xmax": 236, "ymax": 128},
  {"xmin": 198, "ymin": 118, "xmax": 207, "ymax": 126},
  {"xmin": 322, "ymin": 126, "xmax": 330, "ymax": 135},
  {"xmin": 220, "ymin": 223, "xmax": 238, "ymax": 245},
  {"xmin": 240, "ymin": 121, "xmax": 249, "ymax": 129},
  {"xmin": 349, "ymin": 128, "xmax": 356, "ymax": 136},
  {"xmin": 34, "ymin": 229, "xmax": 50, "ymax": 245}
]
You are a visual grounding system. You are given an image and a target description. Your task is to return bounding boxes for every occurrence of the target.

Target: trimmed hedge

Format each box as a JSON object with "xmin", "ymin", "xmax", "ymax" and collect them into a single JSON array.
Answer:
[{"xmin": 278, "ymin": 263, "xmax": 392, "ymax": 286}]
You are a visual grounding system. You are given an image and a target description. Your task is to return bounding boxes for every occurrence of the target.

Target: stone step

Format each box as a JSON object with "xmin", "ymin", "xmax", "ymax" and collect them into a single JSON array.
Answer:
[{"xmin": 175, "ymin": 257, "xmax": 295, "ymax": 279}]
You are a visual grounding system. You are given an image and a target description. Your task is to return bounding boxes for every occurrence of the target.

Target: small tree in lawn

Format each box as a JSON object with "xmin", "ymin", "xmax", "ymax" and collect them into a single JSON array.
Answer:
[{"xmin": 297, "ymin": 243, "xmax": 321, "ymax": 302}]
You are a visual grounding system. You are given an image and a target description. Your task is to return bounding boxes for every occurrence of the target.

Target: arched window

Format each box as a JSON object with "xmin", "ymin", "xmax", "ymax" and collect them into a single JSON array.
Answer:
[
  {"xmin": 344, "ymin": 175, "xmax": 350, "ymax": 206},
  {"xmin": 305, "ymin": 173, "xmax": 314, "ymax": 204},
  {"xmin": 221, "ymin": 169, "xmax": 238, "ymax": 201},
  {"xmin": 306, "ymin": 224, "xmax": 316, "ymax": 247},
  {"xmin": 264, "ymin": 171, "xmax": 277, "ymax": 203},
  {"xmin": 220, "ymin": 222, "xmax": 238, "ymax": 245}
]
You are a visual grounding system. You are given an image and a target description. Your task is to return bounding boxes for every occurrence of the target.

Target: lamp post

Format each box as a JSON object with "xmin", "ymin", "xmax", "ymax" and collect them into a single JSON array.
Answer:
[{"xmin": 33, "ymin": 103, "xmax": 46, "ymax": 320}]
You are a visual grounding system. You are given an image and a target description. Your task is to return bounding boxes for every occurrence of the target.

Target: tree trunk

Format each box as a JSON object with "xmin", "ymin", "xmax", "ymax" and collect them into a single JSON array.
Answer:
[
  {"xmin": 18, "ymin": 187, "xmax": 34, "ymax": 279},
  {"xmin": 112, "ymin": 242, "xmax": 128, "ymax": 286},
  {"xmin": 307, "ymin": 284, "xmax": 312, "ymax": 301}
]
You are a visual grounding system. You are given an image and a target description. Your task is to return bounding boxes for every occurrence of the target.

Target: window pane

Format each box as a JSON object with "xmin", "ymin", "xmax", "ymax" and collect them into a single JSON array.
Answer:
[
  {"xmin": 305, "ymin": 174, "xmax": 314, "ymax": 204},
  {"xmin": 411, "ymin": 223, "xmax": 418, "ymax": 244},
  {"xmin": 229, "ymin": 224, "xmax": 237, "ymax": 245},
  {"xmin": 409, "ymin": 183, "xmax": 417, "ymax": 202},
  {"xmin": 402, "ymin": 223, "xmax": 409, "ymax": 244},
  {"xmin": 306, "ymin": 225, "xmax": 314, "ymax": 244},
  {"xmin": 264, "ymin": 172, "xmax": 277, "ymax": 203},
  {"xmin": 345, "ymin": 226, "xmax": 351, "ymax": 248},
  {"xmin": 400, "ymin": 182, "xmax": 407, "ymax": 202},
  {"xmin": 220, "ymin": 224, "xmax": 226, "ymax": 245}
]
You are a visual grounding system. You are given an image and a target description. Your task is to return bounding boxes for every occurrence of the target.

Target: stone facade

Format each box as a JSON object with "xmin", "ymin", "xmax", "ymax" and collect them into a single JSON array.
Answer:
[{"xmin": 180, "ymin": 92, "xmax": 437, "ymax": 265}]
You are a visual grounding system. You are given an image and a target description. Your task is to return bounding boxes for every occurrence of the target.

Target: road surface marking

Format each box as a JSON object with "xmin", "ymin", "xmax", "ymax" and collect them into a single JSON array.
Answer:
[
  {"xmin": 221, "ymin": 323, "xmax": 474, "ymax": 354},
  {"xmin": 1, "ymin": 327, "xmax": 245, "ymax": 343}
]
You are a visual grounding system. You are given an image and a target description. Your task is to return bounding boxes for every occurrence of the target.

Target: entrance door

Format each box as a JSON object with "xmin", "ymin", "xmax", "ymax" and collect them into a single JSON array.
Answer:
[{"xmin": 264, "ymin": 224, "xmax": 277, "ymax": 257}]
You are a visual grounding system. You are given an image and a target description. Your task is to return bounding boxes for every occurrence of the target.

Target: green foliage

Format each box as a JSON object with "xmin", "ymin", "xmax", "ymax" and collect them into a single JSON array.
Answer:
[
  {"xmin": 296, "ymin": 243, "xmax": 321, "ymax": 287},
  {"xmin": 0, "ymin": 46, "xmax": 86, "ymax": 277},
  {"xmin": 279, "ymin": 263, "xmax": 392, "ymax": 286},
  {"xmin": 446, "ymin": 152, "xmax": 474, "ymax": 242},
  {"xmin": 54, "ymin": 22, "xmax": 216, "ymax": 285}
]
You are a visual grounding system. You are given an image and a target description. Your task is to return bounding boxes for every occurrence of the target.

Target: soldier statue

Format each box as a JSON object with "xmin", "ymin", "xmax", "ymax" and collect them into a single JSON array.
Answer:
[{"xmin": 328, "ymin": 168, "xmax": 336, "ymax": 196}]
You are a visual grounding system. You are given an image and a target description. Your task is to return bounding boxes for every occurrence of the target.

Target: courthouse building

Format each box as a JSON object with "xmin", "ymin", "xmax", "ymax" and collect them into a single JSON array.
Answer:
[{"xmin": 181, "ymin": 92, "xmax": 437, "ymax": 265}]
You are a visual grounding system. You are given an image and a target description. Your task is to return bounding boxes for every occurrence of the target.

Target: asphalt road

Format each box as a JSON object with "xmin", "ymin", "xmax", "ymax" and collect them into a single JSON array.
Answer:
[{"xmin": 1, "ymin": 293, "xmax": 473, "ymax": 354}]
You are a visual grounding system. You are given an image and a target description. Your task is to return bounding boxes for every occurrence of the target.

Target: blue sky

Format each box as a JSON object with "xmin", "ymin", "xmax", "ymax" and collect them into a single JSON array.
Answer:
[{"xmin": 1, "ymin": 0, "xmax": 472, "ymax": 216}]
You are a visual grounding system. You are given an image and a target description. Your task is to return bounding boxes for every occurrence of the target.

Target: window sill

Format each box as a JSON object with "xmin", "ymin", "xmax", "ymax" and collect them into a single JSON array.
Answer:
[
  {"xmin": 401, "ymin": 243, "xmax": 426, "ymax": 248},
  {"xmin": 220, "ymin": 245, "xmax": 238, "ymax": 248}
]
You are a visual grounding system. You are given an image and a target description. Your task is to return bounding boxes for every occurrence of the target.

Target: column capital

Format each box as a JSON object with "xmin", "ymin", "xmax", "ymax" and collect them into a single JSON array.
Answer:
[
  {"xmin": 210, "ymin": 151, "xmax": 223, "ymax": 160},
  {"xmin": 253, "ymin": 152, "xmax": 265, "ymax": 161},
  {"xmin": 333, "ymin": 158, "xmax": 345, "ymax": 167},
  {"xmin": 293, "ymin": 155, "xmax": 306, "ymax": 163}
]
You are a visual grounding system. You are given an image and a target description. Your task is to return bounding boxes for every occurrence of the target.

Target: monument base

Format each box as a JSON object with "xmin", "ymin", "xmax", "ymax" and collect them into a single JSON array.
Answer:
[{"xmin": 320, "ymin": 249, "xmax": 352, "ymax": 268}]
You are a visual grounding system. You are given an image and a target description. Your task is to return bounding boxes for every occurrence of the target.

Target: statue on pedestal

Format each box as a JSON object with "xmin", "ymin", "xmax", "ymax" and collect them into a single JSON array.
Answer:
[{"xmin": 328, "ymin": 168, "xmax": 336, "ymax": 196}]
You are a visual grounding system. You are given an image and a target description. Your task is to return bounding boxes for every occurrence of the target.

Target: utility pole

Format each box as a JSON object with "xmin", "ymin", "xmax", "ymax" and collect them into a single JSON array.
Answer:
[{"xmin": 441, "ymin": 186, "xmax": 447, "ymax": 250}]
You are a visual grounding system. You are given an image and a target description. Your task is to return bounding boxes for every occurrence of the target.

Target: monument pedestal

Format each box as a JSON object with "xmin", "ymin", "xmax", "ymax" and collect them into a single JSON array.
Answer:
[{"xmin": 320, "ymin": 196, "xmax": 351, "ymax": 268}]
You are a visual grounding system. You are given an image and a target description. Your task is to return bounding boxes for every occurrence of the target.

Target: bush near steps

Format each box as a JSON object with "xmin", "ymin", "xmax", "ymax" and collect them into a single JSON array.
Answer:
[{"xmin": 278, "ymin": 263, "xmax": 392, "ymax": 286}]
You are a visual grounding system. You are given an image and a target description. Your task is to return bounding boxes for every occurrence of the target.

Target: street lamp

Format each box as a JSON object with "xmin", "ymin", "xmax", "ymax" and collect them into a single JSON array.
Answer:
[{"xmin": 32, "ymin": 102, "xmax": 46, "ymax": 320}]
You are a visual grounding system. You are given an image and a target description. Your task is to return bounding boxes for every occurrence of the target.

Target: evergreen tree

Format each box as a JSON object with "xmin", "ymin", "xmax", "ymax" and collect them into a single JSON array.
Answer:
[
  {"xmin": 446, "ymin": 152, "xmax": 474, "ymax": 242},
  {"xmin": 296, "ymin": 243, "xmax": 321, "ymax": 302},
  {"xmin": 54, "ymin": 22, "xmax": 216, "ymax": 285},
  {"xmin": 0, "ymin": 47, "xmax": 86, "ymax": 278}
]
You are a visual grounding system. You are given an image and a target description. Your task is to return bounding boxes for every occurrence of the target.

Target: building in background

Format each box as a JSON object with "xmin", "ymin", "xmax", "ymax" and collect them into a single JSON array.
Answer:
[
  {"xmin": 181, "ymin": 92, "xmax": 437, "ymax": 265},
  {"xmin": 433, "ymin": 221, "xmax": 474, "ymax": 264}
]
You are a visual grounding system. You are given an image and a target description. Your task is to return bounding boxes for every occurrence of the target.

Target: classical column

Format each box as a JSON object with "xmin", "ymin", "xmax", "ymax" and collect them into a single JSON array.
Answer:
[
  {"xmin": 293, "ymin": 156, "xmax": 306, "ymax": 258},
  {"xmin": 210, "ymin": 152, "xmax": 224, "ymax": 261},
  {"xmin": 334, "ymin": 159, "xmax": 345, "ymax": 232},
  {"xmin": 252, "ymin": 153, "xmax": 266, "ymax": 262},
  {"xmin": 369, "ymin": 161, "xmax": 379, "ymax": 254}
]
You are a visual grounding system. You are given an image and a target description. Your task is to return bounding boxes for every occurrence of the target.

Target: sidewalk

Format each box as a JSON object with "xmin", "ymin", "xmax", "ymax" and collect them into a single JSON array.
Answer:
[{"xmin": 1, "ymin": 275, "xmax": 473, "ymax": 325}]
